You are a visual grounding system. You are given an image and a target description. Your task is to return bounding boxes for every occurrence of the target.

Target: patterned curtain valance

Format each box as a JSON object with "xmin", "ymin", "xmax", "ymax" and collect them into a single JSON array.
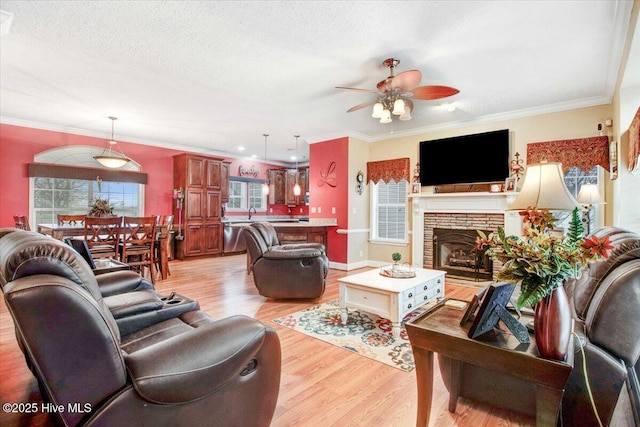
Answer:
[
  {"xmin": 526, "ymin": 136, "xmax": 610, "ymax": 173},
  {"xmin": 367, "ymin": 157, "xmax": 411, "ymax": 184}
]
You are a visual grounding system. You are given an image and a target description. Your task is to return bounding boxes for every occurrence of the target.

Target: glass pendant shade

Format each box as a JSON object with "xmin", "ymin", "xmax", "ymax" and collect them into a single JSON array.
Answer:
[
  {"xmin": 293, "ymin": 182, "xmax": 301, "ymax": 196},
  {"xmin": 399, "ymin": 106, "xmax": 412, "ymax": 121},
  {"xmin": 262, "ymin": 182, "xmax": 270, "ymax": 195},
  {"xmin": 372, "ymin": 102, "xmax": 384, "ymax": 118},
  {"xmin": 94, "ymin": 117, "xmax": 131, "ymax": 168},
  {"xmin": 380, "ymin": 109, "xmax": 392, "ymax": 124},
  {"xmin": 392, "ymin": 98, "xmax": 405, "ymax": 115}
]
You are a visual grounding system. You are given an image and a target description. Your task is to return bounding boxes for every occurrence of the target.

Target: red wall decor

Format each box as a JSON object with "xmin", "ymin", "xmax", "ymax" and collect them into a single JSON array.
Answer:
[{"xmin": 309, "ymin": 137, "xmax": 348, "ymax": 263}]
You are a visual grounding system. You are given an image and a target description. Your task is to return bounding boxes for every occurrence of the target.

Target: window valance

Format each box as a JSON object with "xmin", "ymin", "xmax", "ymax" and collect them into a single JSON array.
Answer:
[
  {"xmin": 28, "ymin": 163, "xmax": 148, "ymax": 184},
  {"xmin": 366, "ymin": 157, "xmax": 411, "ymax": 184},
  {"xmin": 526, "ymin": 136, "xmax": 610, "ymax": 173}
]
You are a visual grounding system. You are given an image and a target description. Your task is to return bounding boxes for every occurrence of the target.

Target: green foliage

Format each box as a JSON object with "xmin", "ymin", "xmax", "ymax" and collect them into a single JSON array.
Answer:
[
  {"xmin": 567, "ymin": 207, "xmax": 584, "ymax": 245},
  {"xmin": 478, "ymin": 218, "xmax": 605, "ymax": 310},
  {"xmin": 392, "ymin": 252, "xmax": 402, "ymax": 262}
]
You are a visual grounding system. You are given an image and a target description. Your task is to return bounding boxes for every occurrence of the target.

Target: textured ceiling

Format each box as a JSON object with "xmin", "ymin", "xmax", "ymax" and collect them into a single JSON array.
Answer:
[{"xmin": 0, "ymin": 1, "xmax": 636, "ymax": 165}]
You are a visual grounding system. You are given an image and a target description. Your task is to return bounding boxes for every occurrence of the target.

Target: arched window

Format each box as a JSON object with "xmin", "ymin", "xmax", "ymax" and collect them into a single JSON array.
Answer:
[{"xmin": 30, "ymin": 146, "xmax": 144, "ymax": 224}]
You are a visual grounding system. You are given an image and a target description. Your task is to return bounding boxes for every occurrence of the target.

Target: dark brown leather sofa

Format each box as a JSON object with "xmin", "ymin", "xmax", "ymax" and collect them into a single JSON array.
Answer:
[
  {"xmin": 437, "ymin": 227, "xmax": 640, "ymax": 426},
  {"xmin": 0, "ymin": 229, "xmax": 281, "ymax": 426},
  {"xmin": 243, "ymin": 222, "xmax": 328, "ymax": 299}
]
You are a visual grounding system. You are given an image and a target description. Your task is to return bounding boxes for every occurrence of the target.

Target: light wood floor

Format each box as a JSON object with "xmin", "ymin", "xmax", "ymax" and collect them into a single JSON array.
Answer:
[{"xmin": 0, "ymin": 255, "xmax": 534, "ymax": 426}]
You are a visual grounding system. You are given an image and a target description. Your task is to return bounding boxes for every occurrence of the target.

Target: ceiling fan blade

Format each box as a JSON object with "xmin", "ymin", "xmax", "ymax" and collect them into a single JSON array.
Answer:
[
  {"xmin": 336, "ymin": 86, "xmax": 378, "ymax": 93},
  {"xmin": 411, "ymin": 85, "xmax": 459, "ymax": 100},
  {"xmin": 390, "ymin": 70, "xmax": 422, "ymax": 91},
  {"xmin": 347, "ymin": 99, "xmax": 376, "ymax": 113}
]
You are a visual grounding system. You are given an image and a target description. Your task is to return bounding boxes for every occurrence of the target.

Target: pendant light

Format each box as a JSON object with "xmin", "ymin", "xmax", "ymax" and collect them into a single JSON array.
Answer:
[
  {"xmin": 293, "ymin": 135, "xmax": 301, "ymax": 196},
  {"xmin": 94, "ymin": 116, "xmax": 131, "ymax": 168},
  {"xmin": 262, "ymin": 134, "xmax": 270, "ymax": 195}
]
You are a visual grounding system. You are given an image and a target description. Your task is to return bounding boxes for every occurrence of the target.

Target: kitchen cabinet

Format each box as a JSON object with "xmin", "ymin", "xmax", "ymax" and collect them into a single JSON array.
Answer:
[
  {"xmin": 268, "ymin": 169, "xmax": 286, "ymax": 205},
  {"xmin": 174, "ymin": 154, "xmax": 229, "ymax": 259}
]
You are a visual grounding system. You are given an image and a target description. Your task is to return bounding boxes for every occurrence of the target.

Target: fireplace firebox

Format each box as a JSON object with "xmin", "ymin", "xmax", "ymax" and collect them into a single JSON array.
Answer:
[{"xmin": 433, "ymin": 228, "xmax": 493, "ymax": 281}]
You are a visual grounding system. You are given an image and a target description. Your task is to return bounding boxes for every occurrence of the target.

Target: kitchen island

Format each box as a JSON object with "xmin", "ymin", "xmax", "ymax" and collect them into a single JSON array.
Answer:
[{"xmin": 222, "ymin": 218, "xmax": 335, "ymax": 254}]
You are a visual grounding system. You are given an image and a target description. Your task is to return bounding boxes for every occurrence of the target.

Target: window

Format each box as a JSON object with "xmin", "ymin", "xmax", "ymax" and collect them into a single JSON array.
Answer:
[
  {"xmin": 33, "ymin": 177, "xmax": 141, "ymax": 224},
  {"xmin": 227, "ymin": 178, "xmax": 266, "ymax": 211},
  {"xmin": 370, "ymin": 179, "xmax": 408, "ymax": 243},
  {"xmin": 556, "ymin": 166, "xmax": 602, "ymax": 231},
  {"xmin": 30, "ymin": 146, "xmax": 144, "ymax": 224}
]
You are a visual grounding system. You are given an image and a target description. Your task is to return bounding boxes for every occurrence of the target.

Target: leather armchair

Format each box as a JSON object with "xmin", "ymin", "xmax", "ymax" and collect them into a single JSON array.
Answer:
[
  {"xmin": 0, "ymin": 229, "xmax": 196, "ymax": 335},
  {"xmin": 243, "ymin": 222, "xmax": 328, "ymax": 299},
  {"xmin": 0, "ymin": 229, "xmax": 281, "ymax": 426},
  {"xmin": 437, "ymin": 227, "xmax": 640, "ymax": 426},
  {"xmin": 562, "ymin": 227, "xmax": 640, "ymax": 427}
]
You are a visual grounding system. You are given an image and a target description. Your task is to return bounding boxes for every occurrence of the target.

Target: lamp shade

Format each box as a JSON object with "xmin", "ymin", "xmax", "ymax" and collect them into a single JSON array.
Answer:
[
  {"xmin": 508, "ymin": 162, "xmax": 579, "ymax": 211},
  {"xmin": 372, "ymin": 102, "xmax": 384, "ymax": 118},
  {"xmin": 380, "ymin": 109, "xmax": 392, "ymax": 124},
  {"xmin": 576, "ymin": 184, "xmax": 605, "ymax": 205}
]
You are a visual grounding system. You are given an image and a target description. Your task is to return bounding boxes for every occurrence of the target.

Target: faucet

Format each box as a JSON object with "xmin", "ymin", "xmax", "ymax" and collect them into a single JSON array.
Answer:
[{"xmin": 248, "ymin": 207, "xmax": 256, "ymax": 220}]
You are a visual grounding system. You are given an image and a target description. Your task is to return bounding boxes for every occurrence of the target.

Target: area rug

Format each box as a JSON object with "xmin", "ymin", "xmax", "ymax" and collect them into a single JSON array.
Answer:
[{"xmin": 272, "ymin": 300, "xmax": 432, "ymax": 372}]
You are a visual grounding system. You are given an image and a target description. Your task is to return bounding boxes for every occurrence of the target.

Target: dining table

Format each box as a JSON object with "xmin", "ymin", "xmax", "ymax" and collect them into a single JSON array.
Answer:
[{"xmin": 37, "ymin": 223, "xmax": 172, "ymax": 280}]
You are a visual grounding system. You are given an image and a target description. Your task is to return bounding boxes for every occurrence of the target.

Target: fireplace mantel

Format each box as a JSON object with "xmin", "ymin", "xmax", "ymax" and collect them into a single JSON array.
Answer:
[{"xmin": 410, "ymin": 192, "xmax": 523, "ymax": 269}]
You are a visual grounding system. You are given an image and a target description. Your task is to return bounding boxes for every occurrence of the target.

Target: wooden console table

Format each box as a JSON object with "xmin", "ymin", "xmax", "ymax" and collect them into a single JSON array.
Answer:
[{"xmin": 406, "ymin": 300, "xmax": 573, "ymax": 427}]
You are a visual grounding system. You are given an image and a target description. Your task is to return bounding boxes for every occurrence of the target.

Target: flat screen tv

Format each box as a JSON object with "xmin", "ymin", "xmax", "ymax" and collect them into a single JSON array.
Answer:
[{"xmin": 419, "ymin": 129, "xmax": 510, "ymax": 186}]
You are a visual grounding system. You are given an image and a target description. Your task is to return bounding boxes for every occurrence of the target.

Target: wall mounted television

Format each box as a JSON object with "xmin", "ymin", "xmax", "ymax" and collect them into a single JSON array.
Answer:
[{"xmin": 419, "ymin": 129, "xmax": 510, "ymax": 186}]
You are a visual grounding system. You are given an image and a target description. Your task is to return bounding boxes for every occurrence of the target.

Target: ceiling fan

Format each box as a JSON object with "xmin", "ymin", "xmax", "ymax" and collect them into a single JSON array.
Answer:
[{"xmin": 336, "ymin": 58, "xmax": 459, "ymax": 123}]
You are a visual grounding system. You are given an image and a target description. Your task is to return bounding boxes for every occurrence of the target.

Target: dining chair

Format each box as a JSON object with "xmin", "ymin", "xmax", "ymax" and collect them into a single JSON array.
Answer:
[
  {"xmin": 120, "ymin": 216, "xmax": 157, "ymax": 284},
  {"xmin": 84, "ymin": 216, "xmax": 122, "ymax": 260},
  {"xmin": 57, "ymin": 214, "xmax": 86, "ymax": 225},
  {"xmin": 13, "ymin": 215, "xmax": 31, "ymax": 231}
]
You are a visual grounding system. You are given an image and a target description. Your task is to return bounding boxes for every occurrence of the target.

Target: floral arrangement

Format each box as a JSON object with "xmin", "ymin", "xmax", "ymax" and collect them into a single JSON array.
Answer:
[
  {"xmin": 476, "ymin": 206, "xmax": 613, "ymax": 309},
  {"xmin": 88, "ymin": 198, "xmax": 114, "ymax": 217}
]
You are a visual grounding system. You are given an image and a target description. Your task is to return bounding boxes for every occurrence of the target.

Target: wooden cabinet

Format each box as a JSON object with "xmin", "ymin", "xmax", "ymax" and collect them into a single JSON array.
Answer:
[
  {"xmin": 221, "ymin": 162, "xmax": 230, "ymax": 203},
  {"xmin": 174, "ymin": 154, "xmax": 229, "ymax": 259},
  {"xmin": 270, "ymin": 168, "xmax": 308, "ymax": 206},
  {"xmin": 268, "ymin": 169, "xmax": 286, "ymax": 205}
]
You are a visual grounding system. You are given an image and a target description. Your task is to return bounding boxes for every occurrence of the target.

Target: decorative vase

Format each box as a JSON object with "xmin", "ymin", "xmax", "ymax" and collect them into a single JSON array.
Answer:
[{"xmin": 533, "ymin": 284, "xmax": 572, "ymax": 361}]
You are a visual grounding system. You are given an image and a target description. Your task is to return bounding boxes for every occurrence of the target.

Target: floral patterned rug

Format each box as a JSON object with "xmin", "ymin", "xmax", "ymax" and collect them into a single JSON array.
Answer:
[{"xmin": 272, "ymin": 299, "xmax": 431, "ymax": 372}]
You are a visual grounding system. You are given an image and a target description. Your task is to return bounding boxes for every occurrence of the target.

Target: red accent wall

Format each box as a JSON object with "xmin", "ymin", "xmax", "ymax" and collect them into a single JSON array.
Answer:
[
  {"xmin": 0, "ymin": 124, "xmax": 308, "ymax": 227},
  {"xmin": 309, "ymin": 137, "xmax": 348, "ymax": 263}
]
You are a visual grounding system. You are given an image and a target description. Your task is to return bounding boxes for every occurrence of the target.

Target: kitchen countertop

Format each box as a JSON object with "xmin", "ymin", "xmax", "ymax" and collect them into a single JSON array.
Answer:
[{"xmin": 223, "ymin": 218, "xmax": 337, "ymax": 227}]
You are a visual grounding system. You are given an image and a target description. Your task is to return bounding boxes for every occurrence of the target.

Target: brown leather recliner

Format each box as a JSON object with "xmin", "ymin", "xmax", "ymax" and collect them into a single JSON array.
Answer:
[
  {"xmin": 243, "ymin": 222, "xmax": 328, "ymax": 299},
  {"xmin": 0, "ymin": 230, "xmax": 281, "ymax": 426},
  {"xmin": 0, "ymin": 229, "xmax": 195, "ymax": 336}
]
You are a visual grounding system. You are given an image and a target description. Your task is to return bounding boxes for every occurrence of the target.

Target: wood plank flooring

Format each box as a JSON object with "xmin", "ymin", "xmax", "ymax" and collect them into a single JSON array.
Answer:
[{"xmin": 0, "ymin": 255, "xmax": 534, "ymax": 426}]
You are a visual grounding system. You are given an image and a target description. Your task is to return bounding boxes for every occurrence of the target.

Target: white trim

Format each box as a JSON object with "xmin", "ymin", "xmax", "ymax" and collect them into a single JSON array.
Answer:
[{"xmin": 335, "ymin": 228, "xmax": 369, "ymax": 234}]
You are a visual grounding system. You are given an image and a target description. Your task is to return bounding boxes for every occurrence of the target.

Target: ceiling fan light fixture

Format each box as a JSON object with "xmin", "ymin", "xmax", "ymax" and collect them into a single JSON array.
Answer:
[
  {"xmin": 371, "ymin": 102, "xmax": 384, "ymax": 118},
  {"xmin": 380, "ymin": 109, "xmax": 392, "ymax": 124},
  {"xmin": 93, "ymin": 116, "xmax": 131, "ymax": 168},
  {"xmin": 392, "ymin": 98, "xmax": 405, "ymax": 115},
  {"xmin": 399, "ymin": 106, "xmax": 412, "ymax": 121}
]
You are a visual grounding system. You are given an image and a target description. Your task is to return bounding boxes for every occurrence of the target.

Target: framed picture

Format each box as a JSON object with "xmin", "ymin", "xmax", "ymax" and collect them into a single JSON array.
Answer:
[
  {"xmin": 466, "ymin": 283, "xmax": 516, "ymax": 339},
  {"xmin": 411, "ymin": 183, "xmax": 421, "ymax": 194},
  {"xmin": 610, "ymin": 140, "xmax": 618, "ymax": 180},
  {"xmin": 490, "ymin": 183, "xmax": 503, "ymax": 193},
  {"xmin": 504, "ymin": 177, "xmax": 516, "ymax": 192}
]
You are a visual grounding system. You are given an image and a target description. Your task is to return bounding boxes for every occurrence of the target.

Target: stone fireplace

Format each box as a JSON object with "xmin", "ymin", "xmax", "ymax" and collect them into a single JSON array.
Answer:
[
  {"xmin": 410, "ymin": 192, "xmax": 522, "ymax": 282},
  {"xmin": 433, "ymin": 227, "xmax": 493, "ymax": 281}
]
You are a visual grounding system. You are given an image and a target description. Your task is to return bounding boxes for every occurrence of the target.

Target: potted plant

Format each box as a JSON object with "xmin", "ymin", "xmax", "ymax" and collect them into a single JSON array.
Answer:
[
  {"xmin": 392, "ymin": 252, "xmax": 402, "ymax": 270},
  {"xmin": 476, "ymin": 206, "xmax": 613, "ymax": 360},
  {"xmin": 88, "ymin": 198, "xmax": 115, "ymax": 217}
]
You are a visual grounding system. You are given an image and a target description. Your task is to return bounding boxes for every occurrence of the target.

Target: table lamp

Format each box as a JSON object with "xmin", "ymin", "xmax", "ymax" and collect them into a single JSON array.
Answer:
[
  {"xmin": 508, "ymin": 162, "xmax": 579, "ymax": 212},
  {"xmin": 576, "ymin": 184, "xmax": 605, "ymax": 234}
]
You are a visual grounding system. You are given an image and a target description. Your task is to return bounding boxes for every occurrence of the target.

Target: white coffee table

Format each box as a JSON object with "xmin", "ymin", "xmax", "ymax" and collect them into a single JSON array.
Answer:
[{"xmin": 338, "ymin": 267, "xmax": 446, "ymax": 338}]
